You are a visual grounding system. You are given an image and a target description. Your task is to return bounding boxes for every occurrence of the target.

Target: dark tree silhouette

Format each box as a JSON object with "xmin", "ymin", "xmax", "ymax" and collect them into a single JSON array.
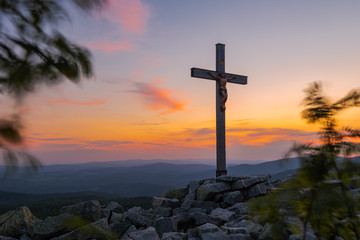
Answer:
[
  {"xmin": 251, "ymin": 82, "xmax": 360, "ymax": 239},
  {"xmin": 0, "ymin": 0, "xmax": 107, "ymax": 172}
]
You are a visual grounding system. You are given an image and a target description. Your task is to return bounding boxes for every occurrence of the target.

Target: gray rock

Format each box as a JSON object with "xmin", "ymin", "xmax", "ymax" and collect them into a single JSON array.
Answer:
[
  {"xmin": 232, "ymin": 175, "xmax": 271, "ymax": 190},
  {"xmin": 153, "ymin": 197, "xmax": 181, "ymax": 209},
  {"xmin": 110, "ymin": 219, "xmax": 131, "ymax": 237},
  {"xmin": 197, "ymin": 182, "xmax": 231, "ymax": 201},
  {"xmin": 216, "ymin": 175, "xmax": 249, "ymax": 182},
  {"xmin": 225, "ymin": 219, "xmax": 263, "ymax": 235},
  {"xmin": 109, "ymin": 212, "xmax": 123, "ymax": 224},
  {"xmin": 0, "ymin": 206, "xmax": 35, "ymax": 238},
  {"xmin": 124, "ymin": 211, "xmax": 151, "ymax": 228},
  {"xmin": 20, "ymin": 235, "xmax": 32, "ymax": 240},
  {"xmin": 162, "ymin": 188, "xmax": 188, "ymax": 201},
  {"xmin": 101, "ymin": 201, "xmax": 124, "ymax": 218},
  {"xmin": 60, "ymin": 200, "xmax": 101, "ymax": 222},
  {"xmin": 154, "ymin": 207, "xmax": 172, "ymax": 217},
  {"xmin": 29, "ymin": 213, "xmax": 75, "ymax": 239},
  {"xmin": 227, "ymin": 202, "xmax": 249, "ymax": 216},
  {"xmin": 245, "ymin": 182, "xmax": 274, "ymax": 199},
  {"xmin": 172, "ymin": 208, "xmax": 187, "ymax": 216},
  {"xmin": 127, "ymin": 227, "xmax": 159, "ymax": 240},
  {"xmin": 119, "ymin": 225, "xmax": 137, "ymax": 240},
  {"xmin": 181, "ymin": 181, "xmax": 200, "ymax": 208},
  {"xmin": 209, "ymin": 208, "xmax": 236, "ymax": 223},
  {"xmin": 161, "ymin": 232, "xmax": 186, "ymax": 240},
  {"xmin": 258, "ymin": 223, "xmax": 272, "ymax": 240},
  {"xmin": 197, "ymin": 223, "xmax": 227, "ymax": 240},
  {"xmin": 187, "ymin": 228, "xmax": 200, "ymax": 239},
  {"xmin": 220, "ymin": 226, "xmax": 247, "ymax": 234},
  {"xmin": 228, "ymin": 233, "xmax": 251, "ymax": 240},
  {"xmin": 189, "ymin": 211, "xmax": 210, "ymax": 226},
  {"xmin": 153, "ymin": 217, "xmax": 175, "ymax": 235},
  {"xmin": 170, "ymin": 213, "xmax": 195, "ymax": 232},
  {"xmin": 181, "ymin": 200, "xmax": 219, "ymax": 213},
  {"xmin": 223, "ymin": 191, "xmax": 244, "ymax": 205},
  {"xmin": 289, "ymin": 233, "xmax": 317, "ymax": 240}
]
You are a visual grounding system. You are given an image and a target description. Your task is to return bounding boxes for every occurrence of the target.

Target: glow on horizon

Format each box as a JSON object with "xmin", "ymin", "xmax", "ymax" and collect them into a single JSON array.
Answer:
[{"xmin": 4, "ymin": 1, "xmax": 360, "ymax": 164}]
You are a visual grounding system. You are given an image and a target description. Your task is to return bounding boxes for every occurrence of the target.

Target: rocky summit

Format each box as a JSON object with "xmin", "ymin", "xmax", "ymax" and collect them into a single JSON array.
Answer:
[{"xmin": 0, "ymin": 175, "xmax": 309, "ymax": 240}]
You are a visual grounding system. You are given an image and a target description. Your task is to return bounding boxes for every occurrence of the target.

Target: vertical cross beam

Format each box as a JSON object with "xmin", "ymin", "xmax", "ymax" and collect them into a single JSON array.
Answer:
[{"xmin": 216, "ymin": 44, "xmax": 226, "ymax": 177}]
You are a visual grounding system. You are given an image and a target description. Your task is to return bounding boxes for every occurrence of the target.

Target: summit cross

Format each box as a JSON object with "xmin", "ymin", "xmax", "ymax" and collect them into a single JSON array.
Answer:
[{"xmin": 191, "ymin": 43, "xmax": 248, "ymax": 177}]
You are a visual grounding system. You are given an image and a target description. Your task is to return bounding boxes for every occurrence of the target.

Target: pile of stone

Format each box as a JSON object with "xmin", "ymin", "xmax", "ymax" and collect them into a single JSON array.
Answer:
[{"xmin": 0, "ymin": 175, "xmax": 308, "ymax": 240}]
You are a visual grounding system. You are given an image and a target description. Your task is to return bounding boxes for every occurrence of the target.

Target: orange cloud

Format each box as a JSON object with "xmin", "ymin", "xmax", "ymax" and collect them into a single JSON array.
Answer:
[
  {"xmin": 105, "ymin": 0, "xmax": 150, "ymax": 34},
  {"xmin": 49, "ymin": 98, "xmax": 107, "ymax": 106},
  {"xmin": 133, "ymin": 79, "xmax": 186, "ymax": 114},
  {"xmin": 86, "ymin": 40, "xmax": 133, "ymax": 52}
]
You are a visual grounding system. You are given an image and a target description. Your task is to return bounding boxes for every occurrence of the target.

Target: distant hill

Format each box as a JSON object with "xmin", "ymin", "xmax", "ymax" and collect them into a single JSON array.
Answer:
[{"xmin": 1, "ymin": 157, "xmax": 357, "ymax": 197}]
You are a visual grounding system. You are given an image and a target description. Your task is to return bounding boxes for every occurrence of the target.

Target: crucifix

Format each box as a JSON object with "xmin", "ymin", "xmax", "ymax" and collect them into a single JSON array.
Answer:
[{"xmin": 191, "ymin": 43, "xmax": 248, "ymax": 177}]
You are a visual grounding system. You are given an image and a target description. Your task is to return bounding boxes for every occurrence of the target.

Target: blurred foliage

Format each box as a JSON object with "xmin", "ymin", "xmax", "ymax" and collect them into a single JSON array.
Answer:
[
  {"xmin": 0, "ymin": 0, "xmax": 107, "ymax": 173},
  {"xmin": 251, "ymin": 82, "xmax": 360, "ymax": 240}
]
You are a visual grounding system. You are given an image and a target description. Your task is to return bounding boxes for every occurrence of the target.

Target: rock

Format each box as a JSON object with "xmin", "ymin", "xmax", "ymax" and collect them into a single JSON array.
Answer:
[
  {"xmin": 225, "ymin": 219, "xmax": 263, "ymax": 236},
  {"xmin": 197, "ymin": 223, "xmax": 227, "ymax": 240},
  {"xmin": 258, "ymin": 223, "xmax": 272, "ymax": 240},
  {"xmin": 60, "ymin": 200, "xmax": 101, "ymax": 222},
  {"xmin": 232, "ymin": 175, "xmax": 271, "ymax": 190},
  {"xmin": 154, "ymin": 207, "xmax": 172, "ymax": 217},
  {"xmin": 127, "ymin": 227, "xmax": 159, "ymax": 240},
  {"xmin": 124, "ymin": 210, "xmax": 152, "ymax": 228},
  {"xmin": 29, "ymin": 213, "xmax": 75, "ymax": 239},
  {"xmin": 119, "ymin": 225, "xmax": 137, "ymax": 240},
  {"xmin": 101, "ymin": 201, "xmax": 124, "ymax": 218},
  {"xmin": 245, "ymin": 182, "xmax": 274, "ymax": 199},
  {"xmin": 216, "ymin": 175, "xmax": 249, "ymax": 182},
  {"xmin": 289, "ymin": 233, "xmax": 317, "ymax": 240},
  {"xmin": 109, "ymin": 212, "xmax": 123, "ymax": 224},
  {"xmin": 197, "ymin": 182, "xmax": 231, "ymax": 201},
  {"xmin": 110, "ymin": 218, "xmax": 131, "ymax": 237},
  {"xmin": 227, "ymin": 202, "xmax": 249, "ymax": 216},
  {"xmin": 220, "ymin": 226, "xmax": 247, "ymax": 234},
  {"xmin": 153, "ymin": 217, "xmax": 175, "ymax": 235},
  {"xmin": 223, "ymin": 191, "xmax": 244, "ymax": 205},
  {"xmin": 0, "ymin": 206, "xmax": 35, "ymax": 238},
  {"xmin": 181, "ymin": 200, "xmax": 219, "ymax": 213},
  {"xmin": 20, "ymin": 235, "xmax": 32, "ymax": 240},
  {"xmin": 181, "ymin": 181, "xmax": 200, "ymax": 208},
  {"xmin": 170, "ymin": 213, "xmax": 195, "ymax": 232},
  {"xmin": 162, "ymin": 188, "xmax": 188, "ymax": 201},
  {"xmin": 209, "ymin": 208, "xmax": 236, "ymax": 223},
  {"xmin": 189, "ymin": 211, "xmax": 210, "ymax": 226},
  {"xmin": 161, "ymin": 232, "xmax": 186, "ymax": 240},
  {"xmin": 187, "ymin": 229, "xmax": 200, "ymax": 239},
  {"xmin": 228, "ymin": 233, "xmax": 251, "ymax": 240},
  {"xmin": 153, "ymin": 197, "xmax": 181, "ymax": 209}
]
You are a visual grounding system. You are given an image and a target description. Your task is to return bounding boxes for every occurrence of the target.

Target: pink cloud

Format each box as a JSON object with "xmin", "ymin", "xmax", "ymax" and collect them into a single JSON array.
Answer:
[
  {"xmin": 105, "ymin": 0, "xmax": 150, "ymax": 35},
  {"xmin": 133, "ymin": 79, "xmax": 186, "ymax": 114},
  {"xmin": 86, "ymin": 40, "xmax": 133, "ymax": 52},
  {"xmin": 49, "ymin": 98, "xmax": 107, "ymax": 106}
]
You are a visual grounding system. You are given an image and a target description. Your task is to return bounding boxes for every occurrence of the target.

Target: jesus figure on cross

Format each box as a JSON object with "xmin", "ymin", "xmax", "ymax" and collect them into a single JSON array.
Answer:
[{"xmin": 208, "ymin": 72, "xmax": 235, "ymax": 112}]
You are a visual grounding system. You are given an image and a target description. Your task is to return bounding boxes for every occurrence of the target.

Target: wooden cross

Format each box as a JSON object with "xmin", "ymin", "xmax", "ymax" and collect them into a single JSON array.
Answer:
[{"xmin": 191, "ymin": 43, "xmax": 248, "ymax": 177}]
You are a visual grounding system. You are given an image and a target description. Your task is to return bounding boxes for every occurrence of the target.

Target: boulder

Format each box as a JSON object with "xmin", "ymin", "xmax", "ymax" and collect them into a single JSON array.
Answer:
[
  {"xmin": 227, "ymin": 203, "xmax": 249, "ymax": 216},
  {"xmin": 0, "ymin": 206, "xmax": 35, "ymax": 238},
  {"xmin": 216, "ymin": 175, "xmax": 249, "ymax": 182},
  {"xmin": 232, "ymin": 175, "xmax": 271, "ymax": 190},
  {"xmin": 60, "ymin": 200, "xmax": 101, "ymax": 222},
  {"xmin": 162, "ymin": 188, "xmax": 188, "ymax": 201},
  {"xmin": 181, "ymin": 200, "xmax": 219, "ymax": 213},
  {"xmin": 153, "ymin": 217, "xmax": 175, "ymax": 235},
  {"xmin": 29, "ymin": 213, "xmax": 75, "ymax": 239},
  {"xmin": 101, "ymin": 201, "xmax": 124, "ymax": 218},
  {"xmin": 209, "ymin": 208, "xmax": 236, "ymax": 223},
  {"xmin": 109, "ymin": 218, "xmax": 131, "ymax": 237},
  {"xmin": 0, "ymin": 236, "xmax": 17, "ymax": 240},
  {"xmin": 154, "ymin": 207, "xmax": 172, "ymax": 217},
  {"xmin": 119, "ymin": 225, "xmax": 137, "ymax": 240},
  {"xmin": 223, "ymin": 191, "xmax": 244, "ymax": 205},
  {"xmin": 127, "ymin": 227, "xmax": 159, "ymax": 240},
  {"xmin": 189, "ymin": 211, "xmax": 210, "ymax": 226},
  {"xmin": 161, "ymin": 232, "xmax": 187, "ymax": 240},
  {"xmin": 225, "ymin": 219, "xmax": 263, "ymax": 236},
  {"xmin": 245, "ymin": 182, "xmax": 274, "ymax": 199},
  {"xmin": 197, "ymin": 223, "xmax": 227, "ymax": 240},
  {"xmin": 153, "ymin": 197, "xmax": 180, "ymax": 209},
  {"xmin": 197, "ymin": 182, "xmax": 231, "ymax": 201},
  {"xmin": 170, "ymin": 213, "xmax": 195, "ymax": 232},
  {"xmin": 228, "ymin": 233, "xmax": 252, "ymax": 240},
  {"xmin": 124, "ymin": 211, "xmax": 151, "ymax": 228}
]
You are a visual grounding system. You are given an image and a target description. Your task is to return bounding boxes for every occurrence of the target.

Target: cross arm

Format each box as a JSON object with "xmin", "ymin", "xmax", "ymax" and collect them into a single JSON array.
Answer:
[{"xmin": 191, "ymin": 68, "xmax": 247, "ymax": 85}]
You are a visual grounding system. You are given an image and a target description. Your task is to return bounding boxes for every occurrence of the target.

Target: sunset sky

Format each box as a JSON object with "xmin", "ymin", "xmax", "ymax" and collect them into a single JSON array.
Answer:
[{"xmin": 4, "ymin": 0, "xmax": 360, "ymax": 164}]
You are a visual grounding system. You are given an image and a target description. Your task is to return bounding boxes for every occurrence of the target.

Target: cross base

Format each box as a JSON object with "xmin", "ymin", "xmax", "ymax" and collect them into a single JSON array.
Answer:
[{"xmin": 216, "ymin": 169, "xmax": 227, "ymax": 177}]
